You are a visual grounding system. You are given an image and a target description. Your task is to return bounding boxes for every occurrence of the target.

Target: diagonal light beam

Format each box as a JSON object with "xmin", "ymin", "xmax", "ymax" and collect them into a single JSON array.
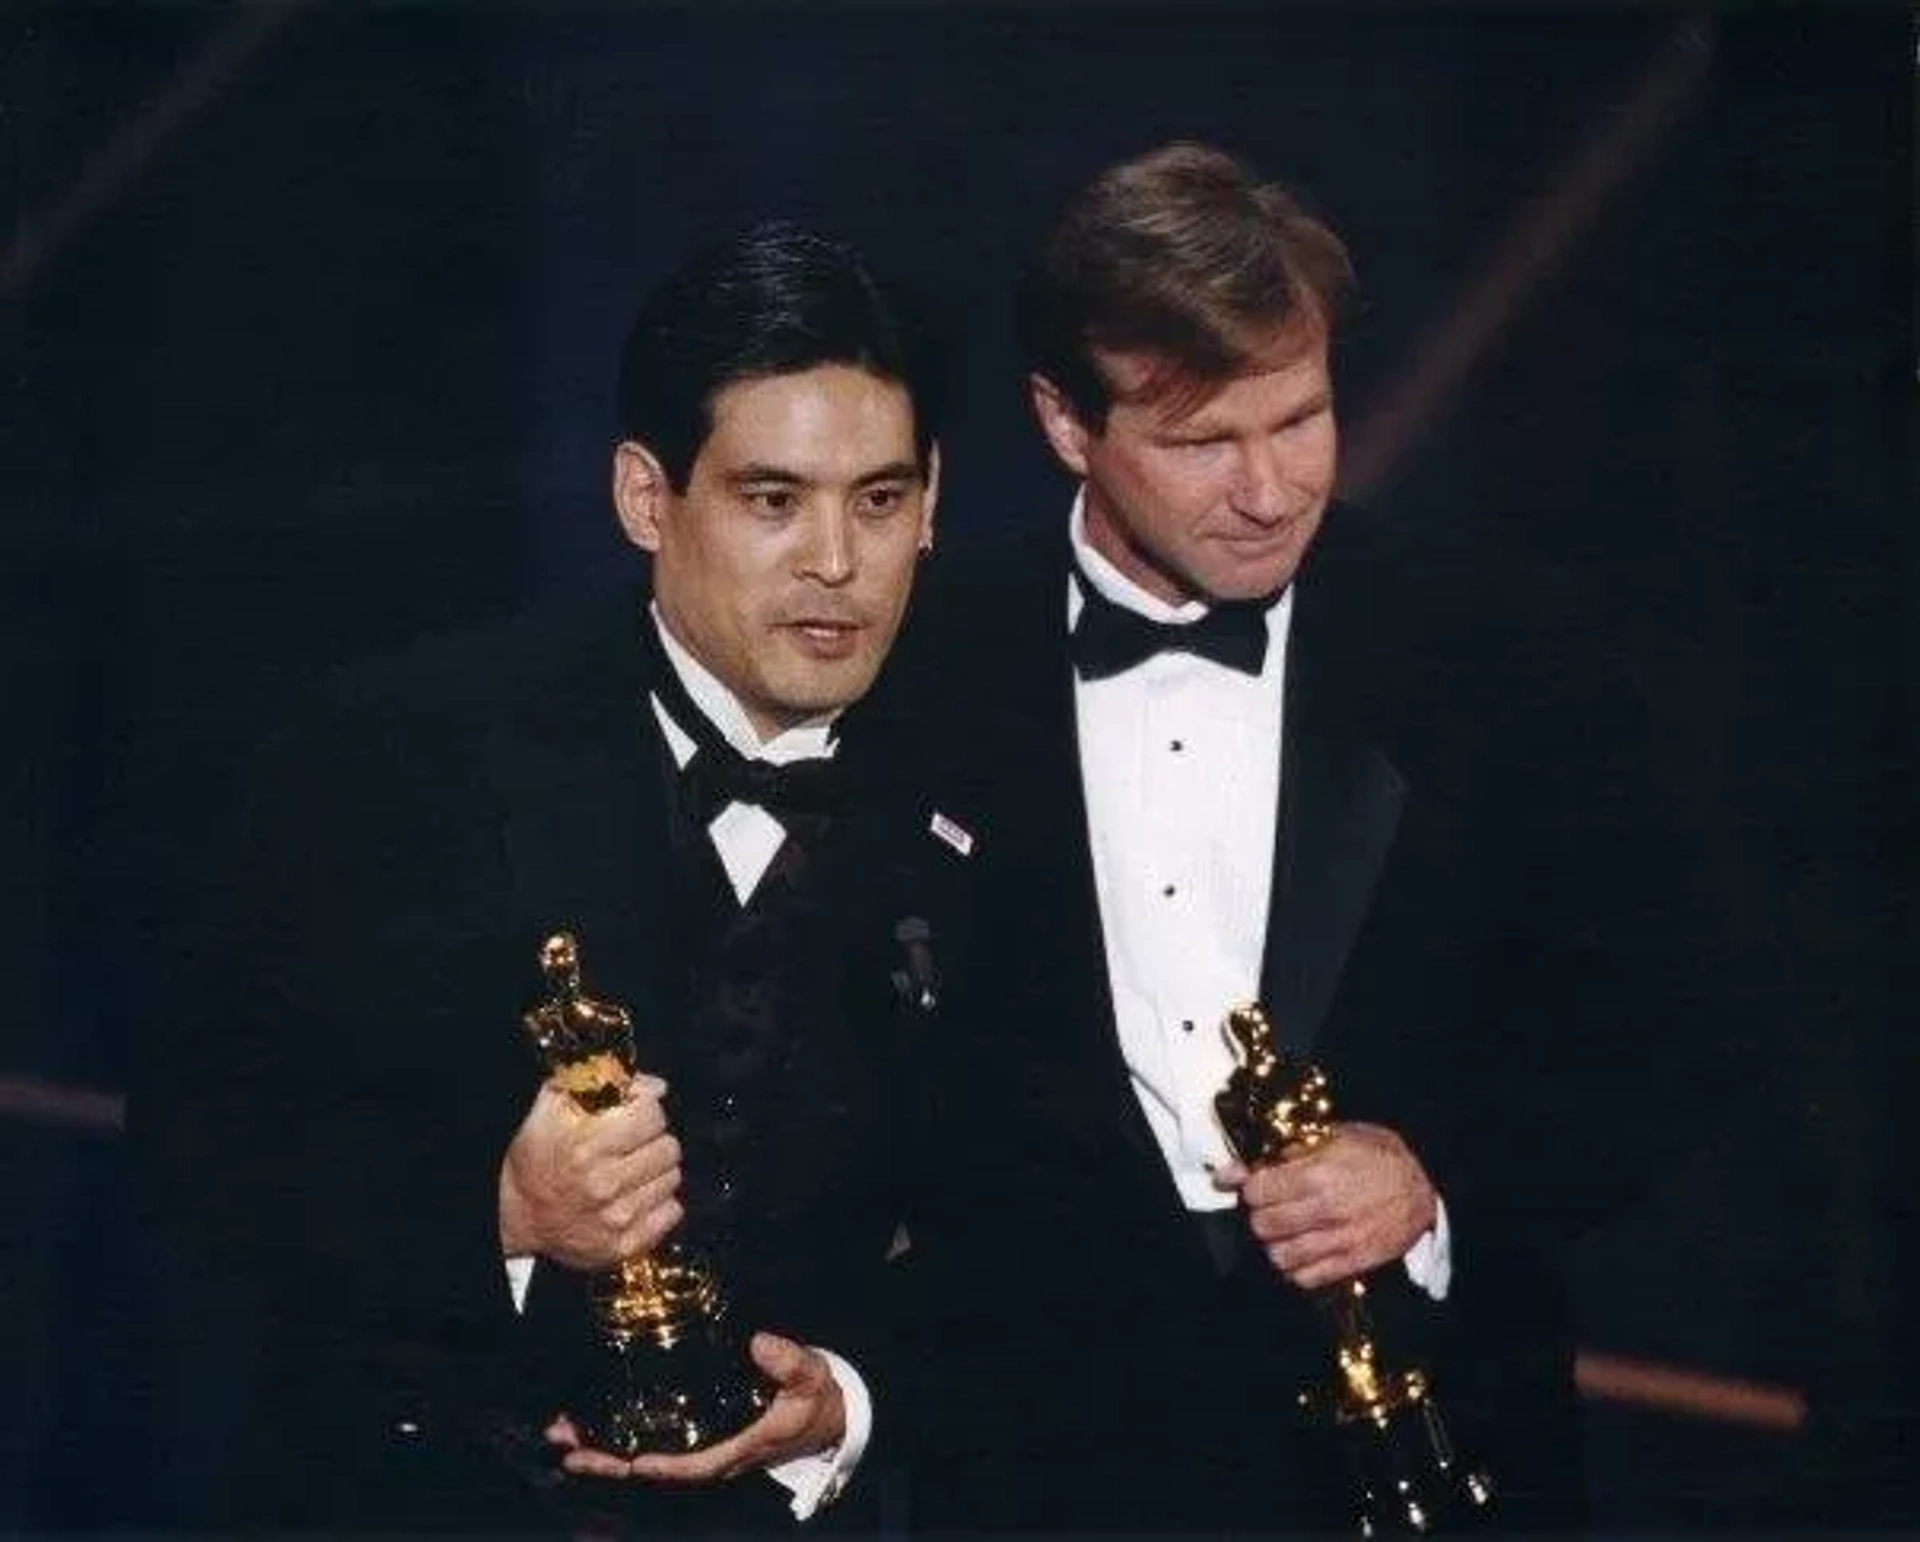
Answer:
[
  {"xmin": 1, "ymin": 2, "xmax": 312, "ymax": 301},
  {"xmin": 1576, "ymin": 1348, "xmax": 1807, "ymax": 1431},
  {"xmin": 0, "ymin": 1073, "xmax": 124, "ymax": 1135},
  {"xmin": 1342, "ymin": 13, "xmax": 1716, "ymax": 499}
]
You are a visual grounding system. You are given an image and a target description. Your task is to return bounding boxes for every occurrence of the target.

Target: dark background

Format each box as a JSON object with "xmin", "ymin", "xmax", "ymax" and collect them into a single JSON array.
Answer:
[{"xmin": 2, "ymin": 1, "xmax": 1911, "ymax": 1529}]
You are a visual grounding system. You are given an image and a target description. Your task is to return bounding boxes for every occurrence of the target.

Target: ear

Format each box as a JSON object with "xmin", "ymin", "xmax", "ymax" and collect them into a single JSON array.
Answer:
[
  {"xmin": 611, "ymin": 441, "xmax": 669, "ymax": 553},
  {"xmin": 918, "ymin": 443, "xmax": 942, "ymax": 552},
  {"xmin": 1028, "ymin": 374, "xmax": 1092, "ymax": 479}
]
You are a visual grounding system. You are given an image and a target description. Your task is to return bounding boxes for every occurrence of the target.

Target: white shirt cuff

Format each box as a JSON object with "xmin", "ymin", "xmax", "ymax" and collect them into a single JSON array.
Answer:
[
  {"xmin": 1402, "ymin": 1194, "xmax": 1452, "ymax": 1300},
  {"xmin": 505, "ymin": 1260, "xmax": 868, "ymax": 1518},
  {"xmin": 505, "ymin": 1254, "xmax": 535, "ymax": 1313},
  {"xmin": 767, "ymin": 1346, "xmax": 871, "ymax": 1519}
]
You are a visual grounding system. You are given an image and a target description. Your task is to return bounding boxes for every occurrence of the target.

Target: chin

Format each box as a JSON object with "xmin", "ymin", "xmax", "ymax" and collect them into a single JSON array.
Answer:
[
  {"xmin": 1200, "ymin": 564, "xmax": 1299, "ymax": 604},
  {"xmin": 1211, "ymin": 538, "xmax": 1316, "ymax": 601},
  {"xmin": 775, "ymin": 668, "xmax": 875, "ymax": 721}
]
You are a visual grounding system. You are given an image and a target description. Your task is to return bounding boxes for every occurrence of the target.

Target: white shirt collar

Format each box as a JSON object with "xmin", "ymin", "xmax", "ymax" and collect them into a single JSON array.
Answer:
[{"xmin": 647, "ymin": 603, "xmax": 838, "ymax": 768}]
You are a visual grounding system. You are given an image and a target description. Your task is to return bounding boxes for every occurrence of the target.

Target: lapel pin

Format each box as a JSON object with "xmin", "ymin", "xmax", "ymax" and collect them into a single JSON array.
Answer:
[{"xmin": 929, "ymin": 810, "xmax": 975, "ymax": 858}]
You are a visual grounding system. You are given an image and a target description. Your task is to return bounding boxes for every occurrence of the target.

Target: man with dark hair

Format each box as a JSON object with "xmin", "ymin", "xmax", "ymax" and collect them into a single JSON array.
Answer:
[
  {"xmin": 896, "ymin": 143, "xmax": 1725, "ymax": 1533},
  {"xmin": 143, "ymin": 221, "xmax": 971, "ymax": 1533}
]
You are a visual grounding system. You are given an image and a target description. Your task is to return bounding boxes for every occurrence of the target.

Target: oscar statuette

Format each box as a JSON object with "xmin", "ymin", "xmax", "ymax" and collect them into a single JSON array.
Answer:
[
  {"xmin": 522, "ymin": 931, "xmax": 770, "ymax": 1456},
  {"xmin": 1214, "ymin": 1004, "xmax": 1495, "ymax": 1536}
]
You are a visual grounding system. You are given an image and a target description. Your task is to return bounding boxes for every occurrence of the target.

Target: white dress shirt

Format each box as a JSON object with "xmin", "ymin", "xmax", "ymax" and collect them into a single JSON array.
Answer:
[
  {"xmin": 503, "ymin": 605, "xmax": 870, "ymax": 1518},
  {"xmin": 1068, "ymin": 496, "xmax": 1450, "ymax": 1295}
]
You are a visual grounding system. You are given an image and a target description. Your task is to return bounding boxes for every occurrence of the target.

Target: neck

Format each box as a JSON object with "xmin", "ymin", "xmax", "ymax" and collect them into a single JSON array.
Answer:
[
  {"xmin": 1081, "ymin": 488, "xmax": 1200, "ymax": 609},
  {"xmin": 648, "ymin": 604, "xmax": 837, "ymax": 760}
]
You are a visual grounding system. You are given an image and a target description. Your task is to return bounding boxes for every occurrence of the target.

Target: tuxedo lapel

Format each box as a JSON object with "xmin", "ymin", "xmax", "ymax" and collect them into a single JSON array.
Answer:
[
  {"xmin": 814, "ymin": 705, "xmax": 962, "ymax": 1070},
  {"xmin": 1259, "ymin": 556, "xmax": 1408, "ymax": 1058},
  {"xmin": 995, "ymin": 550, "xmax": 1171, "ymax": 1165}
]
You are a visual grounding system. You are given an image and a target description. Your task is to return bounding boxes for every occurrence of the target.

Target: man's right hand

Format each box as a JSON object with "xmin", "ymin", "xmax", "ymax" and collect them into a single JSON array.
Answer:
[{"xmin": 498, "ymin": 1075, "xmax": 683, "ymax": 1270}]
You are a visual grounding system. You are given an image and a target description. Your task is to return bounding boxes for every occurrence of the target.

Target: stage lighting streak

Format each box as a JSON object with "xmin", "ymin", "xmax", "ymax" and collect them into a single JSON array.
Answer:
[
  {"xmin": 0, "ymin": 1073, "xmax": 125, "ymax": 1135},
  {"xmin": 0, "ymin": 3, "xmax": 311, "ymax": 301},
  {"xmin": 1576, "ymin": 1349, "xmax": 1808, "ymax": 1432},
  {"xmin": 1342, "ymin": 14, "xmax": 1716, "ymax": 499}
]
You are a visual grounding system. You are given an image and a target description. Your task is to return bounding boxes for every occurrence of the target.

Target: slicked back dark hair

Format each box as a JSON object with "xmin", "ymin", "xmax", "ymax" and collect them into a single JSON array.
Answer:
[
  {"xmin": 617, "ymin": 220, "xmax": 944, "ymax": 491},
  {"xmin": 1016, "ymin": 143, "xmax": 1354, "ymax": 429}
]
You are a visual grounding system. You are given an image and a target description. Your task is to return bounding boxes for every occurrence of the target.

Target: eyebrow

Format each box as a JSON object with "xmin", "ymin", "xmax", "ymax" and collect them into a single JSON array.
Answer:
[
  {"xmin": 725, "ymin": 461, "xmax": 923, "ymax": 487},
  {"xmin": 1161, "ymin": 394, "xmax": 1333, "ymax": 441},
  {"xmin": 727, "ymin": 464, "xmax": 806, "ymax": 487},
  {"xmin": 851, "ymin": 460, "xmax": 924, "ymax": 487}
]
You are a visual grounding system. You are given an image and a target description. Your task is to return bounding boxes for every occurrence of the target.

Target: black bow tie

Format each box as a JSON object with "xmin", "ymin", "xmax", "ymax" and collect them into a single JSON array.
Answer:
[
  {"xmin": 680, "ymin": 743, "xmax": 841, "ymax": 827},
  {"xmin": 1069, "ymin": 575, "xmax": 1273, "ymax": 681},
  {"xmin": 641, "ymin": 616, "xmax": 843, "ymax": 827}
]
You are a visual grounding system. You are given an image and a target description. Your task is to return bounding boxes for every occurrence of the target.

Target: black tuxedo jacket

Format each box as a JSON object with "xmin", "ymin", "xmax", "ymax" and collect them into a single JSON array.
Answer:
[
  {"xmin": 141, "ymin": 585, "xmax": 976, "ymax": 1533},
  {"xmin": 883, "ymin": 504, "xmax": 1732, "ymax": 1533}
]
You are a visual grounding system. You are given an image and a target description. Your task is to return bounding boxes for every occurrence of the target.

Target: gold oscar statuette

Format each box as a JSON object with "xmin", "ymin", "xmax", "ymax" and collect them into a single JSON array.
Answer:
[
  {"xmin": 522, "ymin": 931, "xmax": 770, "ymax": 1455},
  {"xmin": 1214, "ymin": 1004, "xmax": 1495, "ymax": 1536}
]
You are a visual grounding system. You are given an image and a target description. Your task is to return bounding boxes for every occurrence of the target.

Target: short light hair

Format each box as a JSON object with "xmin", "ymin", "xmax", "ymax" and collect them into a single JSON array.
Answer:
[{"xmin": 1015, "ymin": 142, "xmax": 1354, "ymax": 426}]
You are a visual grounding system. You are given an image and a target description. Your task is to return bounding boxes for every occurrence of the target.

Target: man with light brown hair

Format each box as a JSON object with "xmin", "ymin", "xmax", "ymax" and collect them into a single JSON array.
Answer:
[{"xmin": 897, "ymin": 142, "xmax": 1714, "ymax": 1533}]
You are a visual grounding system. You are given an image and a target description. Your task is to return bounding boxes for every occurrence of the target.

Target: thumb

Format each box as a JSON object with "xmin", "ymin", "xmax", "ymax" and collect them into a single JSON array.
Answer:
[
  {"xmin": 1211, "ymin": 1158, "xmax": 1250, "ymax": 1191},
  {"xmin": 749, "ymin": 1331, "xmax": 812, "ymax": 1387}
]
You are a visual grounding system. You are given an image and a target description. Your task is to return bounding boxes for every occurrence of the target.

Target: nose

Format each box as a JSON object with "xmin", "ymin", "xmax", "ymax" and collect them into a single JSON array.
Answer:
[
  {"xmin": 798, "ymin": 504, "xmax": 856, "ymax": 586},
  {"xmin": 1229, "ymin": 439, "xmax": 1289, "ymax": 524}
]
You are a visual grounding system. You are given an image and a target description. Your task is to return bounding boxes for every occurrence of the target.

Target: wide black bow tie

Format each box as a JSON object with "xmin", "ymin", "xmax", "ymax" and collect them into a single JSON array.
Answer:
[
  {"xmin": 1069, "ymin": 577, "xmax": 1273, "ymax": 681},
  {"xmin": 641, "ymin": 615, "xmax": 843, "ymax": 827},
  {"xmin": 680, "ymin": 744, "xmax": 841, "ymax": 827}
]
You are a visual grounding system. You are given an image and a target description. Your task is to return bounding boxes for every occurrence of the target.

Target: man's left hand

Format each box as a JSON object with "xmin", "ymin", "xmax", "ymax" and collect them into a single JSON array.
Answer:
[
  {"xmin": 1214, "ymin": 1120, "xmax": 1437, "ymax": 1290},
  {"xmin": 545, "ymin": 1331, "xmax": 845, "ymax": 1482}
]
